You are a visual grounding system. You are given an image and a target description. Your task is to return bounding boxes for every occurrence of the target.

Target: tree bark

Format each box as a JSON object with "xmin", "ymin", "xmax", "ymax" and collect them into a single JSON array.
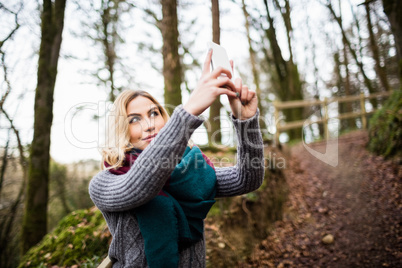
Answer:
[
  {"xmin": 161, "ymin": 0, "xmax": 182, "ymax": 115},
  {"xmin": 21, "ymin": 0, "xmax": 67, "ymax": 254},
  {"xmin": 305, "ymin": 12, "xmax": 324, "ymax": 138},
  {"xmin": 241, "ymin": 0, "xmax": 268, "ymax": 137},
  {"xmin": 263, "ymin": 0, "xmax": 303, "ymax": 141},
  {"xmin": 208, "ymin": 0, "xmax": 222, "ymax": 145},
  {"xmin": 101, "ymin": 0, "xmax": 118, "ymax": 102},
  {"xmin": 339, "ymin": 0, "xmax": 355, "ymax": 129}
]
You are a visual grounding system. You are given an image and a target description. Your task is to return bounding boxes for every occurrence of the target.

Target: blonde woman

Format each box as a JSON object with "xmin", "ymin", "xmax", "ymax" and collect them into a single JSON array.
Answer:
[{"xmin": 89, "ymin": 50, "xmax": 265, "ymax": 267}]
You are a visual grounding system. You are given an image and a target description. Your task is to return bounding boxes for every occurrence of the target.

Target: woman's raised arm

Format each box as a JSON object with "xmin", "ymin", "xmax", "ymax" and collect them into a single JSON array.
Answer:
[{"xmin": 214, "ymin": 110, "xmax": 265, "ymax": 197}]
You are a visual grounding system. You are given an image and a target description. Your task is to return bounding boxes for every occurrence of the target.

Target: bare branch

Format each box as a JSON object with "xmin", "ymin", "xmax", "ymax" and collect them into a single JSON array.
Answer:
[
  {"xmin": 0, "ymin": 52, "xmax": 11, "ymax": 111},
  {"xmin": 143, "ymin": 8, "xmax": 162, "ymax": 30},
  {"xmin": 0, "ymin": 2, "xmax": 22, "ymax": 50},
  {"xmin": 0, "ymin": 106, "xmax": 28, "ymax": 264},
  {"xmin": 0, "ymin": 2, "xmax": 22, "ymax": 110},
  {"xmin": 357, "ymin": 0, "xmax": 378, "ymax": 6},
  {"xmin": 0, "ymin": 130, "xmax": 10, "ymax": 196},
  {"xmin": 0, "ymin": 107, "xmax": 27, "ymax": 171}
]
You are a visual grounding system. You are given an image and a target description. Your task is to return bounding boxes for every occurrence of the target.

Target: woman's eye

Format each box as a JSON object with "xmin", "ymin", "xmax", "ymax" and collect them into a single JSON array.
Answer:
[
  {"xmin": 129, "ymin": 117, "xmax": 140, "ymax": 124},
  {"xmin": 150, "ymin": 111, "xmax": 159, "ymax": 117}
]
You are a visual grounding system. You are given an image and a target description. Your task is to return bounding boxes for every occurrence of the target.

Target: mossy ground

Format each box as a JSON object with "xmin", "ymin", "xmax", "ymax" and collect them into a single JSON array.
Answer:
[
  {"xmin": 368, "ymin": 90, "xmax": 402, "ymax": 159},
  {"xmin": 18, "ymin": 207, "xmax": 110, "ymax": 268}
]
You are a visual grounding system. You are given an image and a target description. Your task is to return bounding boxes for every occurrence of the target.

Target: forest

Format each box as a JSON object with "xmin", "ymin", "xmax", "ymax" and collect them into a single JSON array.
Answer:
[{"xmin": 0, "ymin": 0, "xmax": 401, "ymax": 267}]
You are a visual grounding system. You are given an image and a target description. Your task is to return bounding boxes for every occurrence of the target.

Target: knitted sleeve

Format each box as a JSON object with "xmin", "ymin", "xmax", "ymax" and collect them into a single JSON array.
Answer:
[
  {"xmin": 89, "ymin": 105, "xmax": 204, "ymax": 212},
  {"xmin": 215, "ymin": 110, "xmax": 265, "ymax": 197}
]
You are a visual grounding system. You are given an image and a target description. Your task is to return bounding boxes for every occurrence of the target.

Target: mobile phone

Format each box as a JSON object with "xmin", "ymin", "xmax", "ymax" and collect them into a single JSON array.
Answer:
[{"xmin": 207, "ymin": 41, "xmax": 232, "ymax": 78}]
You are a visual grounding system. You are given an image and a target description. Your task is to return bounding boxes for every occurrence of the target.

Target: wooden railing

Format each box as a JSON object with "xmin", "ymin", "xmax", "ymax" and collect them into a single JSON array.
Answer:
[{"xmin": 273, "ymin": 91, "xmax": 393, "ymax": 145}]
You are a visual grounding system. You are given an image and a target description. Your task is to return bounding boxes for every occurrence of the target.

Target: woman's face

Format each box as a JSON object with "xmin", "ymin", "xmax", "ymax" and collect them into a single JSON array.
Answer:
[{"xmin": 126, "ymin": 96, "xmax": 166, "ymax": 150}]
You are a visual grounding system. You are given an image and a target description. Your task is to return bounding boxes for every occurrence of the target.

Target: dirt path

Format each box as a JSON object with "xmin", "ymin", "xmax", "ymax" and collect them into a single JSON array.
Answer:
[{"xmin": 244, "ymin": 131, "xmax": 401, "ymax": 267}]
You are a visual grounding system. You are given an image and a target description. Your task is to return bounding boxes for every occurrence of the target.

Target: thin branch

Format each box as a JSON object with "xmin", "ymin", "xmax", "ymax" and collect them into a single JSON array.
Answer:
[
  {"xmin": 0, "ymin": 107, "xmax": 27, "ymax": 171},
  {"xmin": 0, "ymin": 2, "xmax": 22, "ymax": 50},
  {"xmin": 0, "ymin": 107, "xmax": 27, "ymax": 263},
  {"xmin": 143, "ymin": 8, "xmax": 162, "ymax": 30},
  {"xmin": 357, "ymin": 0, "xmax": 377, "ymax": 6},
  {"xmin": 0, "ymin": 2, "xmax": 22, "ymax": 110},
  {"xmin": 0, "ymin": 130, "xmax": 10, "ymax": 196},
  {"xmin": 0, "ymin": 52, "xmax": 12, "ymax": 111}
]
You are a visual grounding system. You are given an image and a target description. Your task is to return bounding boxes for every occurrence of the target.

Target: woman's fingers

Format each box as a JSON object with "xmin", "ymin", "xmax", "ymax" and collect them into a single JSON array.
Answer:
[
  {"xmin": 215, "ymin": 77, "xmax": 235, "ymax": 90},
  {"xmin": 240, "ymin": 85, "xmax": 249, "ymax": 104},
  {"xmin": 210, "ymin": 67, "xmax": 232, "ymax": 80},
  {"xmin": 247, "ymin": 90, "xmax": 256, "ymax": 102},
  {"xmin": 217, "ymin": 87, "xmax": 237, "ymax": 98},
  {"xmin": 201, "ymin": 49, "xmax": 213, "ymax": 76},
  {"xmin": 234, "ymin": 78, "xmax": 242, "ymax": 97}
]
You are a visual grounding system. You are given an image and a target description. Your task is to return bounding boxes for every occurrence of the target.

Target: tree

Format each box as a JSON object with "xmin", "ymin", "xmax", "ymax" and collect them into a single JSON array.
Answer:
[
  {"xmin": 338, "ymin": 0, "xmax": 356, "ymax": 130},
  {"xmin": 325, "ymin": 0, "xmax": 376, "ymax": 97},
  {"xmin": 98, "ymin": 0, "xmax": 133, "ymax": 102},
  {"xmin": 207, "ymin": 0, "xmax": 223, "ymax": 145},
  {"xmin": 304, "ymin": 15, "xmax": 324, "ymax": 138},
  {"xmin": 161, "ymin": 0, "xmax": 182, "ymax": 115},
  {"xmin": 21, "ymin": 0, "xmax": 67, "ymax": 254},
  {"xmin": 241, "ymin": 0, "xmax": 268, "ymax": 138},
  {"xmin": 262, "ymin": 0, "xmax": 304, "ymax": 141},
  {"xmin": 0, "ymin": 3, "xmax": 29, "ymax": 266},
  {"xmin": 365, "ymin": 2, "xmax": 390, "ymax": 92},
  {"xmin": 72, "ymin": 0, "xmax": 135, "ymax": 102}
]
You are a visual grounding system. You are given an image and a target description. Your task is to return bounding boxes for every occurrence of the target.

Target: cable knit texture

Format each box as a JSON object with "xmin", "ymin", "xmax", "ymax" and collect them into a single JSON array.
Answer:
[{"xmin": 89, "ymin": 105, "xmax": 265, "ymax": 267}]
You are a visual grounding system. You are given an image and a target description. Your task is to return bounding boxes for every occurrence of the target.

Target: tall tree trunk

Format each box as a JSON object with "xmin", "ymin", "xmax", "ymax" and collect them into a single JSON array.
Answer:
[
  {"xmin": 341, "ymin": 40, "xmax": 356, "ymax": 129},
  {"xmin": 365, "ymin": 2, "xmax": 390, "ymax": 92},
  {"xmin": 208, "ymin": 0, "xmax": 222, "ymax": 145},
  {"xmin": 263, "ymin": 0, "xmax": 287, "ymax": 101},
  {"xmin": 21, "ymin": 0, "xmax": 67, "ymax": 254},
  {"xmin": 338, "ymin": 0, "xmax": 355, "ymax": 130},
  {"xmin": 241, "ymin": 0, "xmax": 268, "ymax": 138},
  {"xmin": 382, "ymin": 0, "xmax": 402, "ymax": 66},
  {"xmin": 282, "ymin": 0, "xmax": 303, "ymax": 140},
  {"xmin": 101, "ymin": 0, "xmax": 118, "ymax": 102},
  {"xmin": 305, "ymin": 11, "xmax": 324, "ymax": 138},
  {"xmin": 265, "ymin": 0, "xmax": 303, "ymax": 141},
  {"xmin": 161, "ymin": 0, "xmax": 182, "ymax": 115}
]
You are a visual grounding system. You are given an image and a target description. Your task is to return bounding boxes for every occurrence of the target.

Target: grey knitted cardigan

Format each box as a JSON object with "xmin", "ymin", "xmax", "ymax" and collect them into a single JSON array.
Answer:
[{"xmin": 89, "ymin": 105, "xmax": 265, "ymax": 267}]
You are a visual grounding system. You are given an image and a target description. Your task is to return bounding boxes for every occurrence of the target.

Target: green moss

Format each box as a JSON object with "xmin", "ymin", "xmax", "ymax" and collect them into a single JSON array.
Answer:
[
  {"xmin": 368, "ymin": 90, "xmax": 402, "ymax": 158},
  {"xmin": 18, "ymin": 207, "xmax": 110, "ymax": 268}
]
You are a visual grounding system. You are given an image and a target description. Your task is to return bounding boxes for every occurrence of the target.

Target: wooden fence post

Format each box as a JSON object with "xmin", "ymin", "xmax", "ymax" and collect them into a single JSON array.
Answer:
[
  {"xmin": 360, "ymin": 93, "xmax": 367, "ymax": 129},
  {"xmin": 323, "ymin": 98, "xmax": 329, "ymax": 140},
  {"xmin": 274, "ymin": 101, "xmax": 280, "ymax": 146}
]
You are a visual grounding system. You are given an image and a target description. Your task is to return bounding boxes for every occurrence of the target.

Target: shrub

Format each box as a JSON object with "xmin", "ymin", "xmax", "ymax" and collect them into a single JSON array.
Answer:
[
  {"xmin": 18, "ymin": 207, "xmax": 110, "ymax": 267},
  {"xmin": 368, "ymin": 90, "xmax": 402, "ymax": 158}
]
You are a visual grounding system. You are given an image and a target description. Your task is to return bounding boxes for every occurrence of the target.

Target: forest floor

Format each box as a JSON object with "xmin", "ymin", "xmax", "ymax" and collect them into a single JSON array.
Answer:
[{"xmin": 243, "ymin": 130, "xmax": 402, "ymax": 267}]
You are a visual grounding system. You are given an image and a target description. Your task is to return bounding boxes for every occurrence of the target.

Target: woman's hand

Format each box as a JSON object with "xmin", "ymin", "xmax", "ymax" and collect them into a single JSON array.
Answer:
[
  {"xmin": 227, "ymin": 61, "xmax": 258, "ymax": 120},
  {"xmin": 183, "ymin": 49, "xmax": 237, "ymax": 116}
]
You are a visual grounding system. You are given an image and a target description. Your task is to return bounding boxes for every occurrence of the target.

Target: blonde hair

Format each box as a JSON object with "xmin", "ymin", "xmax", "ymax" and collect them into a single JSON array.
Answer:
[{"xmin": 101, "ymin": 90, "xmax": 170, "ymax": 170}]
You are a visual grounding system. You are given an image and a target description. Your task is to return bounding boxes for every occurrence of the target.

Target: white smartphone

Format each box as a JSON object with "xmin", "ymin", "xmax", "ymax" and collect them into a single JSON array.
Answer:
[{"xmin": 207, "ymin": 41, "xmax": 232, "ymax": 78}]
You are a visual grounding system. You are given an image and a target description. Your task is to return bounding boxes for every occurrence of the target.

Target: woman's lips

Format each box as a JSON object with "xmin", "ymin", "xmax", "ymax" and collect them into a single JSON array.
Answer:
[{"xmin": 142, "ymin": 133, "xmax": 157, "ymax": 141}]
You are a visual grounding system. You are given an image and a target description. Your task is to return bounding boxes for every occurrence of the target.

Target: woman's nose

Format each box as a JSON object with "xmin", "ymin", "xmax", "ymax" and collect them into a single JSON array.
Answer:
[{"xmin": 142, "ymin": 117, "xmax": 155, "ymax": 132}]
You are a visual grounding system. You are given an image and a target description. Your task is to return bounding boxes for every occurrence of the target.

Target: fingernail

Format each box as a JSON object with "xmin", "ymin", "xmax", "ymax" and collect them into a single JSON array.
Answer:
[
  {"xmin": 241, "ymin": 101, "xmax": 245, "ymax": 105},
  {"xmin": 235, "ymin": 92, "xmax": 239, "ymax": 97}
]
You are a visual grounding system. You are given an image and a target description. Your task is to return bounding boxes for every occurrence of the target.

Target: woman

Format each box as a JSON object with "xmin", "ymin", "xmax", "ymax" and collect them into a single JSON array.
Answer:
[{"xmin": 89, "ymin": 49, "xmax": 265, "ymax": 267}]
